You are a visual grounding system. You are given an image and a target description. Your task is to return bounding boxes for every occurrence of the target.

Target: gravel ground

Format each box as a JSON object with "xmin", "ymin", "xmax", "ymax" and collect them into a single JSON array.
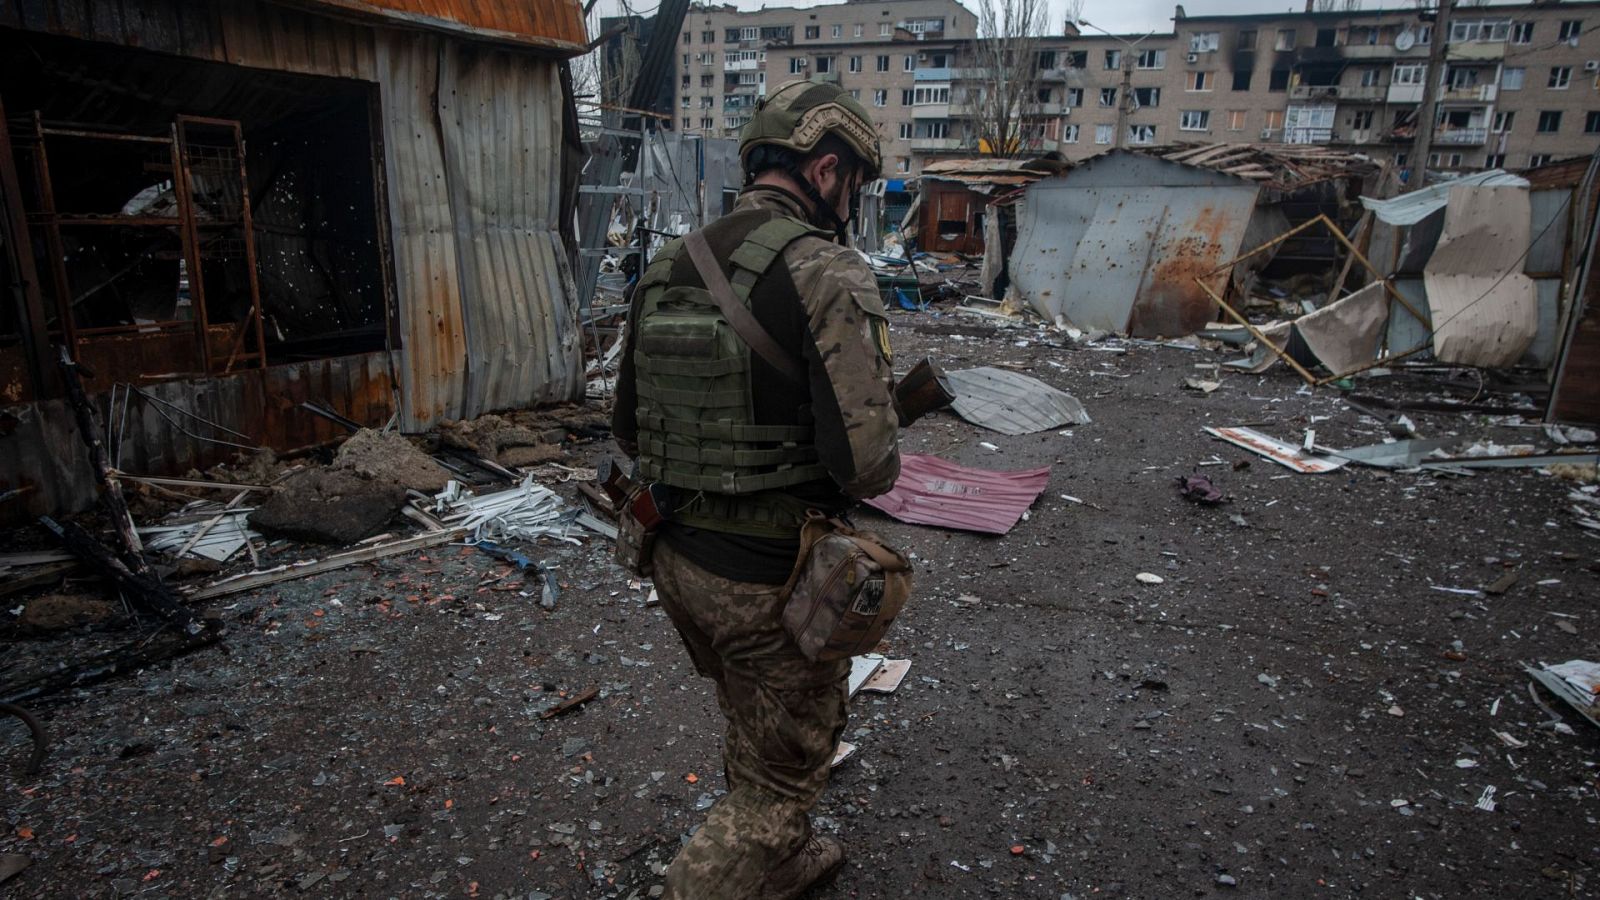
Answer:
[{"xmin": 2, "ymin": 310, "xmax": 1598, "ymax": 899}]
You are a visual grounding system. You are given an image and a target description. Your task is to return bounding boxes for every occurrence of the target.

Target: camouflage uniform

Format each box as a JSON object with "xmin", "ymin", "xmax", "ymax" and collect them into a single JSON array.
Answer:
[{"xmin": 612, "ymin": 184, "xmax": 900, "ymax": 898}]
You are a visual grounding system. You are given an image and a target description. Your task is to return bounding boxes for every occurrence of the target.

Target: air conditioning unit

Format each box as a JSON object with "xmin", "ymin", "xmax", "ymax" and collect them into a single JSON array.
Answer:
[
  {"xmin": 918, "ymin": 52, "xmax": 928, "ymax": 61},
  {"xmin": 1186, "ymin": 53, "xmax": 1199, "ymax": 63},
  {"xmin": 796, "ymin": 58, "xmax": 808, "ymax": 68},
  {"xmin": 1585, "ymin": 60, "xmax": 1600, "ymax": 72}
]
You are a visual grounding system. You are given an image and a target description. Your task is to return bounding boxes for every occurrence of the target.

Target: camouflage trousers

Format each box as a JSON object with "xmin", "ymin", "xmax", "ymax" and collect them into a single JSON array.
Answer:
[{"xmin": 652, "ymin": 539, "xmax": 850, "ymax": 900}]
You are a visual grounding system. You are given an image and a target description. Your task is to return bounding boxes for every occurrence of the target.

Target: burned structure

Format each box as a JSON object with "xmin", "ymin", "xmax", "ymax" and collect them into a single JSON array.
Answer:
[{"xmin": 0, "ymin": 0, "xmax": 590, "ymax": 524}]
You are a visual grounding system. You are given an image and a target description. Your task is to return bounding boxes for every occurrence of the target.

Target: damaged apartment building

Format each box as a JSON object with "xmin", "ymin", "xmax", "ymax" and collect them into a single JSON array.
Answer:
[{"xmin": 0, "ymin": 0, "xmax": 591, "ymax": 525}]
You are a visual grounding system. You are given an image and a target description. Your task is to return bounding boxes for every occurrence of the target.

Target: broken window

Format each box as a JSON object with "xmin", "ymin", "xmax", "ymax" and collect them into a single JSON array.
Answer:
[{"xmin": 1, "ymin": 31, "xmax": 391, "ymax": 392}]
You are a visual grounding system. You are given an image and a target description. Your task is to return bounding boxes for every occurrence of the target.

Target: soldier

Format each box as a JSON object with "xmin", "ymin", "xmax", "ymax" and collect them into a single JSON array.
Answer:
[{"xmin": 611, "ymin": 80, "xmax": 901, "ymax": 900}]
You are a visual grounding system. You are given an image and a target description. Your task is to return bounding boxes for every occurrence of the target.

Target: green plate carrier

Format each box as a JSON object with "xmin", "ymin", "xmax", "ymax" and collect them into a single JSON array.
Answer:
[{"xmin": 633, "ymin": 216, "xmax": 831, "ymax": 538}]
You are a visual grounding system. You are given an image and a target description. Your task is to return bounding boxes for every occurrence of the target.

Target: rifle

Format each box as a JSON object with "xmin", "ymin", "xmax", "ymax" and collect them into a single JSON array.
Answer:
[{"xmin": 894, "ymin": 358, "xmax": 956, "ymax": 427}]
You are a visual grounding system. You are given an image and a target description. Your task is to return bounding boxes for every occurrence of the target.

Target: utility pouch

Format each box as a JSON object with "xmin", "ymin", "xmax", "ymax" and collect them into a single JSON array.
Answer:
[
  {"xmin": 779, "ymin": 511, "xmax": 912, "ymax": 662},
  {"xmin": 614, "ymin": 484, "xmax": 664, "ymax": 578}
]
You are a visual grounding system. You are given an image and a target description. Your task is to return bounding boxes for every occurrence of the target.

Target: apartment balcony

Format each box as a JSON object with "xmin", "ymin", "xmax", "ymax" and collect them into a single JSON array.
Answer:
[
  {"xmin": 1293, "ymin": 46, "xmax": 1345, "ymax": 65},
  {"xmin": 910, "ymin": 136, "xmax": 964, "ymax": 152},
  {"xmin": 1441, "ymin": 83, "xmax": 1497, "ymax": 103},
  {"xmin": 1337, "ymin": 84, "xmax": 1386, "ymax": 102},
  {"xmin": 1446, "ymin": 42, "xmax": 1506, "ymax": 62},
  {"xmin": 1341, "ymin": 43, "xmax": 1428, "ymax": 60},
  {"xmin": 723, "ymin": 59, "xmax": 759, "ymax": 72},
  {"xmin": 1435, "ymin": 127, "xmax": 1488, "ymax": 145},
  {"xmin": 1018, "ymin": 136, "xmax": 1060, "ymax": 153},
  {"xmin": 1387, "ymin": 83, "xmax": 1425, "ymax": 104},
  {"xmin": 914, "ymin": 67, "xmax": 953, "ymax": 82},
  {"xmin": 1290, "ymin": 84, "xmax": 1386, "ymax": 102},
  {"xmin": 1283, "ymin": 127, "xmax": 1334, "ymax": 144},
  {"xmin": 812, "ymin": 70, "xmax": 840, "ymax": 84},
  {"xmin": 1021, "ymin": 102, "xmax": 1066, "ymax": 116},
  {"xmin": 912, "ymin": 103, "xmax": 952, "ymax": 118},
  {"xmin": 1289, "ymin": 84, "xmax": 1342, "ymax": 102}
]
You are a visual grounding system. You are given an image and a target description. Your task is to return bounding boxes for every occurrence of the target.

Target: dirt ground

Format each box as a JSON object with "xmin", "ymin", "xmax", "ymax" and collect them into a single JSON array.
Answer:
[{"xmin": 2, "ymin": 310, "xmax": 1598, "ymax": 899}]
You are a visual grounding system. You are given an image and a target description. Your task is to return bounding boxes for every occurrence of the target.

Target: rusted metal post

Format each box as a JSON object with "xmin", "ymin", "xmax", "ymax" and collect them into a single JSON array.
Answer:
[
  {"xmin": 0, "ymin": 98, "xmax": 55, "ymax": 397},
  {"xmin": 173, "ymin": 119, "xmax": 214, "ymax": 374},
  {"xmin": 31, "ymin": 112, "xmax": 77, "ymax": 356}
]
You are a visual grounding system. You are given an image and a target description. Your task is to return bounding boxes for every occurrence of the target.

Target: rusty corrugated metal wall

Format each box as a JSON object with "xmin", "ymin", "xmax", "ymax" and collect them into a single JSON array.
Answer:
[
  {"xmin": 438, "ymin": 40, "xmax": 581, "ymax": 419},
  {"xmin": 288, "ymin": 0, "xmax": 587, "ymax": 53},
  {"xmin": 3, "ymin": 0, "xmax": 585, "ymax": 431},
  {"xmin": 377, "ymin": 32, "xmax": 471, "ymax": 428}
]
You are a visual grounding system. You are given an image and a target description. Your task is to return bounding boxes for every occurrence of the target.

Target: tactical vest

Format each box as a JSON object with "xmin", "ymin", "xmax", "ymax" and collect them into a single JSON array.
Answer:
[{"xmin": 632, "ymin": 213, "xmax": 832, "ymax": 538}]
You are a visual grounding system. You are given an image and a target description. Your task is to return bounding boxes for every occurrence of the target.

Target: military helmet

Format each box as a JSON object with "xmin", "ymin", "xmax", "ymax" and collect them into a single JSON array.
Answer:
[{"xmin": 739, "ymin": 80, "xmax": 882, "ymax": 180}]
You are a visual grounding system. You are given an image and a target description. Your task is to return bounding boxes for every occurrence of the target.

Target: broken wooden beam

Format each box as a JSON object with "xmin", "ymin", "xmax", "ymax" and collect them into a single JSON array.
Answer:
[
  {"xmin": 40, "ymin": 516, "xmax": 216, "ymax": 640},
  {"xmin": 186, "ymin": 527, "xmax": 468, "ymax": 601}
]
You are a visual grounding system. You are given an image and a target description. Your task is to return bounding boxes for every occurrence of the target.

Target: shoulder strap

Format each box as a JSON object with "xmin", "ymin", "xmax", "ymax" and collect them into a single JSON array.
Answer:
[{"xmin": 683, "ymin": 229, "xmax": 807, "ymax": 387}]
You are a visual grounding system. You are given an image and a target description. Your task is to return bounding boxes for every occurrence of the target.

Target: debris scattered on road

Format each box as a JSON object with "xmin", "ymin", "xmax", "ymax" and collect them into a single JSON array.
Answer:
[
  {"xmin": 1203, "ymin": 426, "xmax": 1348, "ymax": 474},
  {"xmin": 943, "ymin": 366, "xmax": 1091, "ymax": 435},
  {"xmin": 863, "ymin": 454, "xmax": 1050, "ymax": 535},
  {"xmin": 1175, "ymin": 474, "xmax": 1226, "ymax": 505}
]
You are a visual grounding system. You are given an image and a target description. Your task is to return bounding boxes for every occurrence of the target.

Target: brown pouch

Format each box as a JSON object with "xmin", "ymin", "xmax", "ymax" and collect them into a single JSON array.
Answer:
[
  {"xmin": 779, "ymin": 512, "xmax": 912, "ymax": 662},
  {"xmin": 613, "ymin": 486, "xmax": 658, "ymax": 578}
]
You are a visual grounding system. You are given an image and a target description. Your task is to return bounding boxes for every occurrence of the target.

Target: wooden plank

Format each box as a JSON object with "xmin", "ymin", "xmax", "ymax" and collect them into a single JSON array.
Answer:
[{"xmin": 185, "ymin": 527, "xmax": 466, "ymax": 600}]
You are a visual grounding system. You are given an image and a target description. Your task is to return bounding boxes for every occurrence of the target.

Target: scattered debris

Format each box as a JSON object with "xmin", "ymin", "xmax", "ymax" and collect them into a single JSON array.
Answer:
[
  {"xmin": 1136, "ymin": 573, "xmax": 1165, "ymax": 585},
  {"xmin": 1526, "ymin": 661, "xmax": 1598, "ymax": 730},
  {"xmin": 250, "ymin": 469, "xmax": 408, "ymax": 545},
  {"xmin": 332, "ymin": 429, "xmax": 453, "ymax": 493},
  {"xmin": 862, "ymin": 454, "xmax": 1051, "ymax": 535},
  {"xmin": 1175, "ymin": 474, "xmax": 1226, "ymax": 505},
  {"xmin": 1203, "ymin": 426, "xmax": 1348, "ymax": 474},
  {"xmin": 432, "ymin": 478, "xmax": 582, "ymax": 545},
  {"xmin": 943, "ymin": 367, "xmax": 1091, "ymax": 435},
  {"xmin": 539, "ymin": 686, "xmax": 600, "ymax": 720}
]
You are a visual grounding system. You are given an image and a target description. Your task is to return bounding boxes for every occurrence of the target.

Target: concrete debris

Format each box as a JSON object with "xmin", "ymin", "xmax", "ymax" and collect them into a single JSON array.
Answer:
[
  {"xmin": 249, "ymin": 469, "xmax": 408, "ymax": 545},
  {"xmin": 16, "ymin": 593, "xmax": 119, "ymax": 635},
  {"xmin": 438, "ymin": 415, "xmax": 564, "ymax": 470},
  {"xmin": 333, "ymin": 429, "xmax": 453, "ymax": 494}
]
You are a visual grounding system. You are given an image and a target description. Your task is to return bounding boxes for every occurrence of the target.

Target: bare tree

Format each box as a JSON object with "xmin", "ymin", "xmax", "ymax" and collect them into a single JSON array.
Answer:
[{"xmin": 964, "ymin": 0, "xmax": 1051, "ymax": 158}]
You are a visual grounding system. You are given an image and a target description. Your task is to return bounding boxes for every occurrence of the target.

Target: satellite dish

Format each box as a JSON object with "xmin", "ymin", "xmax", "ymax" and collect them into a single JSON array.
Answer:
[{"xmin": 1395, "ymin": 29, "xmax": 1416, "ymax": 51}]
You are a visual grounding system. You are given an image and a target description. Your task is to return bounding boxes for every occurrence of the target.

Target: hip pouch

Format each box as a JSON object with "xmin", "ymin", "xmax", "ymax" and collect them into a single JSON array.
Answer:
[
  {"xmin": 779, "ymin": 511, "xmax": 912, "ymax": 662},
  {"xmin": 613, "ymin": 484, "xmax": 664, "ymax": 578}
]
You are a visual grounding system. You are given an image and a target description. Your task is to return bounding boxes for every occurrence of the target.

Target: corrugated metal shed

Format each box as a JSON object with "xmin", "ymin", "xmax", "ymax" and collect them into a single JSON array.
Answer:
[
  {"xmin": 1010, "ymin": 151, "xmax": 1260, "ymax": 337},
  {"xmin": 0, "ymin": 0, "xmax": 587, "ymax": 519}
]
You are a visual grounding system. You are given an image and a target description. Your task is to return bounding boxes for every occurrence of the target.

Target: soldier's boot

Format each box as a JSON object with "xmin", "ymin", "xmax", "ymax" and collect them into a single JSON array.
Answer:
[{"xmin": 759, "ymin": 835, "xmax": 845, "ymax": 900}]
